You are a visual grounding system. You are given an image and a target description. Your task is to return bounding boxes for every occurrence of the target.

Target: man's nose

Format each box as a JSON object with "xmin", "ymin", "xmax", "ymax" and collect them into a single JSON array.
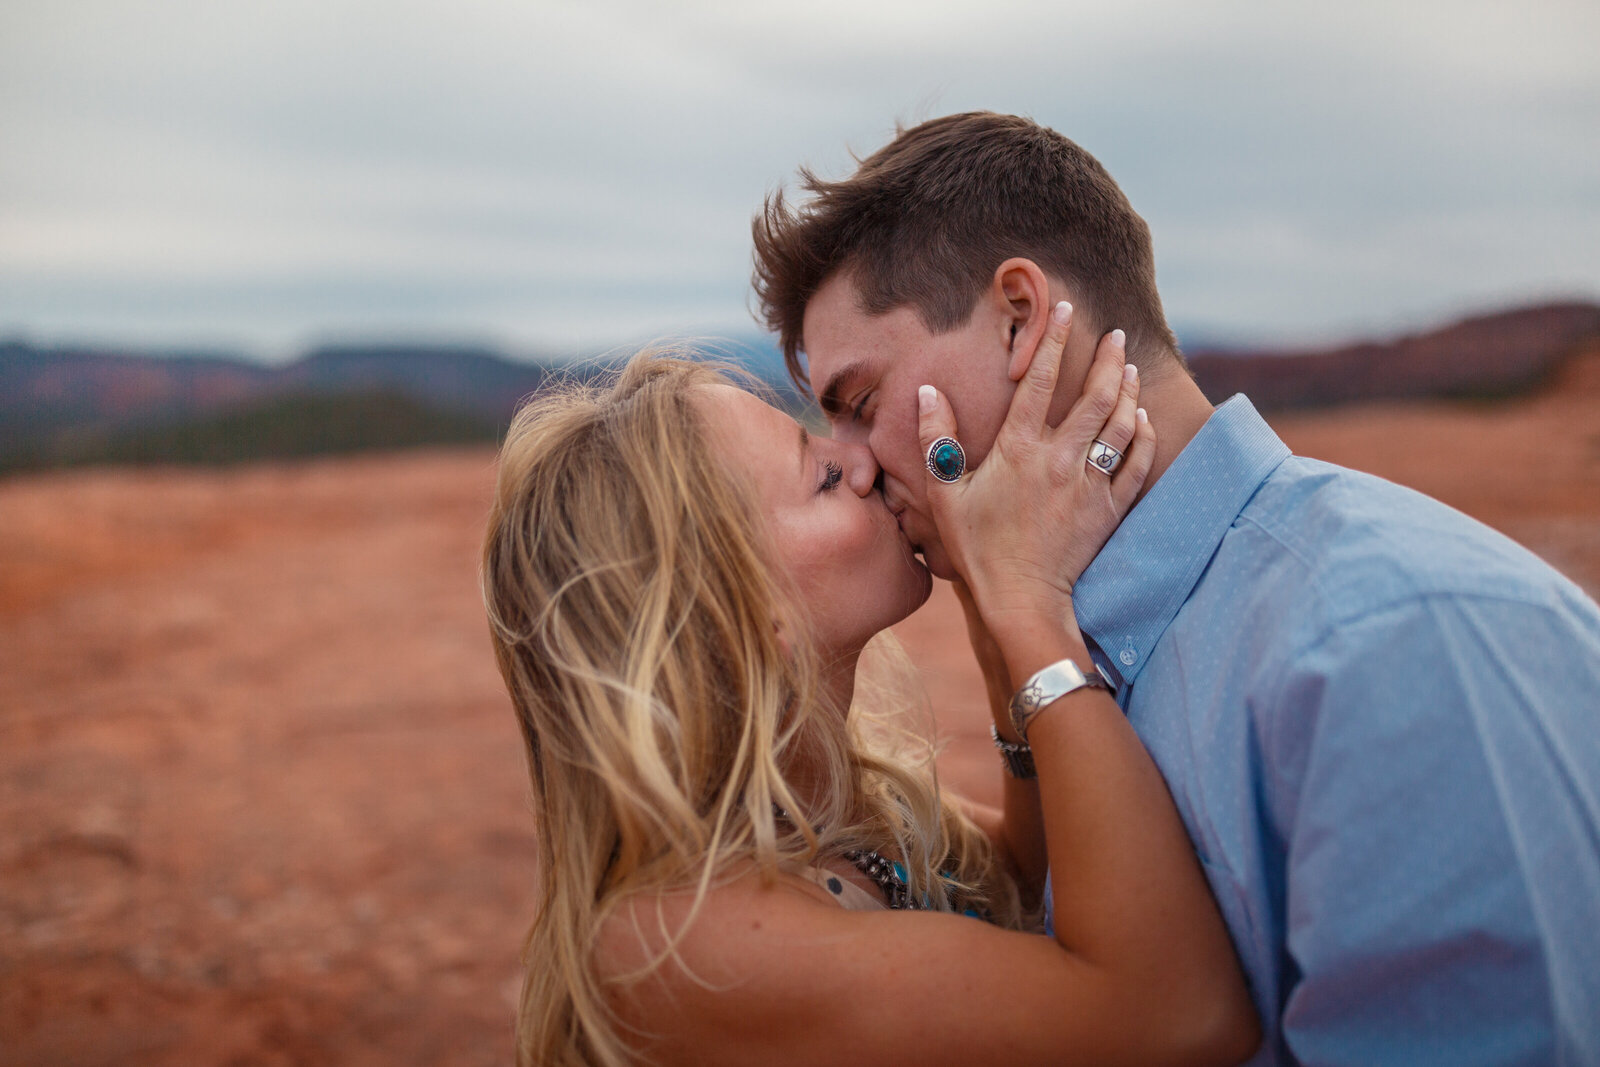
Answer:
[
  {"xmin": 842, "ymin": 442, "xmax": 880, "ymax": 497},
  {"xmin": 830, "ymin": 419, "xmax": 869, "ymax": 447}
]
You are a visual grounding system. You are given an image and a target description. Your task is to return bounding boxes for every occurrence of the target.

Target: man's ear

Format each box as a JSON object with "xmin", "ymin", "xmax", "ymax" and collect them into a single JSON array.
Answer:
[{"xmin": 993, "ymin": 258, "xmax": 1053, "ymax": 382}]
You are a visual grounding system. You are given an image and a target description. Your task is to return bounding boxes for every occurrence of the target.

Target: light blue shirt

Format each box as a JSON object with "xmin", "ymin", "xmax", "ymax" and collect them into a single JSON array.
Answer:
[{"xmin": 1058, "ymin": 395, "xmax": 1600, "ymax": 1066}]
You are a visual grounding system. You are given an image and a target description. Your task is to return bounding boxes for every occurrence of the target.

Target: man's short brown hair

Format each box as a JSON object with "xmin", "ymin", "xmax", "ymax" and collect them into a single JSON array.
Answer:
[{"xmin": 752, "ymin": 111, "xmax": 1179, "ymax": 392}]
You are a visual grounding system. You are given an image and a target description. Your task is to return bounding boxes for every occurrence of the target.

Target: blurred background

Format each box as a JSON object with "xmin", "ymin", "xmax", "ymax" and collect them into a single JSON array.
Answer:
[{"xmin": 2, "ymin": 1, "xmax": 1597, "ymax": 1063}]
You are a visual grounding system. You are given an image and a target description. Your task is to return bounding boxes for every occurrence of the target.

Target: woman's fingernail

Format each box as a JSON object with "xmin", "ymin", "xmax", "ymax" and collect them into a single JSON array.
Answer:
[
  {"xmin": 918, "ymin": 384, "xmax": 937, "ymax": 413},
  {"xmin": 1111, "ymin": 328, "xmax": 1126, "ymax": 349},
  {"xmin": 1137, "ymin": 407, "xmax": 1149, "ymax": 423},
  {"xmin": 1124, "ymin": 363, "xmax": 1138, "ymax": 383},
  {"xmin": 1052, "ymin": 301, "xmax": 1072, "ymax": 325}
]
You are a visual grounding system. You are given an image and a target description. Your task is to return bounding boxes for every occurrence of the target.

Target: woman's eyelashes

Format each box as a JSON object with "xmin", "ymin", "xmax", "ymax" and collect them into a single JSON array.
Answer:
[{"xmin": 817, "ymin": 460, "xmax": 844, "ymax": 493}]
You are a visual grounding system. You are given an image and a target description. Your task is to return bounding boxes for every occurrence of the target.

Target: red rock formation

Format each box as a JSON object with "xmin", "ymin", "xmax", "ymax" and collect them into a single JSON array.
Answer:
[{"xmin": 1188, "ymin": 301, "xmax": 1600, "ymax": 409}]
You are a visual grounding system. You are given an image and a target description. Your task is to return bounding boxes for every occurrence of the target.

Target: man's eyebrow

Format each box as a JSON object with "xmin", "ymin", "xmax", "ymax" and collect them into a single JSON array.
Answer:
[{"xmin": 817, "ymin": 361, "xmax": 867, "ymax": 416}]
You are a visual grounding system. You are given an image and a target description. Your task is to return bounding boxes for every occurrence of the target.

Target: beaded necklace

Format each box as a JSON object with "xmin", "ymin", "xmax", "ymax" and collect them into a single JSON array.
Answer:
[
  {"xmin": 772, "ymin": 806, "xmax": 925, "ymax": 911},
  {"xmin": 842, "ymin": 849, "xmax": 925, "ymax": 910}
]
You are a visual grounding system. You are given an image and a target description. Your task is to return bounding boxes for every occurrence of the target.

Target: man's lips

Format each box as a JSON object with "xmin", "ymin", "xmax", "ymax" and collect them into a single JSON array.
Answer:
[{"xmin": 891, "ymin": 506, "xmax": 927, "ymax": 559}]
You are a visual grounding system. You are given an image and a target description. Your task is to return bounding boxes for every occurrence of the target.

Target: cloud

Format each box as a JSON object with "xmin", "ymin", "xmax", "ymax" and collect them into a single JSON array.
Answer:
[{"xmin": 1, "ymin": 0, "xmax": 1596, "ymax": 356}]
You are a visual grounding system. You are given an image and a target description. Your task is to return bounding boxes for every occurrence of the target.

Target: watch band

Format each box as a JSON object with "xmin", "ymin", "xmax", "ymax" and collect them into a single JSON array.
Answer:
[
  {"xmin": 1008, "ymin": 658, "xmax": 1113, "ymax": 742},
  {"xmin": 990, "ymin": 725, "xmax": 1037, "ymax": 779}
]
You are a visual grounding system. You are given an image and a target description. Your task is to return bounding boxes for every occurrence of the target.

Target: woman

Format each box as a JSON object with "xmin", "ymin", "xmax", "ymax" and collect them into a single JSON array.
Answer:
[{"xmin": 481, "ymin": 304, "xmax": 1259, "ymax": 1066}]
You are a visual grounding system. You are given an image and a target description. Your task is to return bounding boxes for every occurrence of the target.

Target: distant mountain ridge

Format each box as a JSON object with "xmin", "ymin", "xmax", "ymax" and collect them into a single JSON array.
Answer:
[
  {"xmin": 4, "ymin": 300, "xmax": 1598, "ymax": 472},
  {"xmin": 0, "ymin": 336, "xmax": 792, "ymax": 472},
  {"xmin": 1186, "ymin": 301, "xmax": 1600, "ymax": 409},
  {"xmin": 1, "ymin": 342, "xmax": 557, "ymax": 435}
]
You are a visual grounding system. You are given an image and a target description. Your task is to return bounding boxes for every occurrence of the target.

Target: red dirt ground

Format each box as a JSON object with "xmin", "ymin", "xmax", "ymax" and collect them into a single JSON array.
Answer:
[{"xmin": 3, "ymin": 351, "xmax": 1596, "ymax": 1065}]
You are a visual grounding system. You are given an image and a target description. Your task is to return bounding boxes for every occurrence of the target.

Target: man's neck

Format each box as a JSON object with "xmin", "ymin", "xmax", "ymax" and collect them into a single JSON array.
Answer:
[{"xmin": 1132, "ymin": 362, "xmax": 1215, "ymax": 501}]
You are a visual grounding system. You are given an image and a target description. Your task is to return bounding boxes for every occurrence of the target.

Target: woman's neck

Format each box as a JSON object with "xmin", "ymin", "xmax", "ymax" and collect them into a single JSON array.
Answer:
[
  {"xmin": 822, "ymin": 648, "xmax": 860, "ymax": 715},
  {"xmin": 776, "ymin": 647, "xmax": 861, "ymax": 815}
]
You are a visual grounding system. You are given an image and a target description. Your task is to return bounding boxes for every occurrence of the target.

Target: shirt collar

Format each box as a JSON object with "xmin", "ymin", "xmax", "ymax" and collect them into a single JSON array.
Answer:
[{"xmin": 1074, "ymin": 395, "xmax": 1291, "ymax": 686}]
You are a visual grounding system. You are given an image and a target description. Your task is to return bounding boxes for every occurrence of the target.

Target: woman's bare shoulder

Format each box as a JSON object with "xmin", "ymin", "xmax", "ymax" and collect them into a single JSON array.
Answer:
[
  {"xmin": 594, "ymin": 866, "xmax": 873, "ymax": 1064},
  {"xmin": 595, "ymin": 865, "xmax": 839, "ymax": 979},
  {"xmin": 590, "ymin": 865, "xmax": 1098, "ymax": 1067}
]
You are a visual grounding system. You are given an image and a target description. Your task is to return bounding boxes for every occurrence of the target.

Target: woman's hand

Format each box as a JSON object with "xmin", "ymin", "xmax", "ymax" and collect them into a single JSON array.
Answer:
[{"xmin": 916, "ymin": 302, "xmax": 1154, "ymax": 644}]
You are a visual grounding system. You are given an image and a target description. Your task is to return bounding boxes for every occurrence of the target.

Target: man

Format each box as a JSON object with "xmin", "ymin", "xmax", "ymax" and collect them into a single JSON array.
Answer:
[{"xmin": 752, "ymin": 111, "xmax": 1600, "ymax": 1065}]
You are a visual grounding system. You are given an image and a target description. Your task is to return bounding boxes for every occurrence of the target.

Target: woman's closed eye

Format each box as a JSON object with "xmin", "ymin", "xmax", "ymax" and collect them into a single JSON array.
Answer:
[{"xmin": 818, "ymin": 460, "xmax": 844, "ymax": 493}]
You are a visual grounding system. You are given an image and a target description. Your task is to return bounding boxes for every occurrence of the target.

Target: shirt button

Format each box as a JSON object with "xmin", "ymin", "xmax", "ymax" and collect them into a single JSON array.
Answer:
[{"xmin": 1119, "ymin": 643, "xmax": 1138, "ymax": 666}]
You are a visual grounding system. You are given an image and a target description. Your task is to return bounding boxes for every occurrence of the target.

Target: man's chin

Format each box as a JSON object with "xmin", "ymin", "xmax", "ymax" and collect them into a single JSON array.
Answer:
[{"xmin": 916, "ymin": 544, "xmax": 962, "ymax": 583}]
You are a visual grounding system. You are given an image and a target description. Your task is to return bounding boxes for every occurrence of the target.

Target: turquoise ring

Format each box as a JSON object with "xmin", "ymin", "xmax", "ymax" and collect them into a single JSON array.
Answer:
[{"xmin": 926, "ymin": 436, "xmax": 966, "ymax": 482}]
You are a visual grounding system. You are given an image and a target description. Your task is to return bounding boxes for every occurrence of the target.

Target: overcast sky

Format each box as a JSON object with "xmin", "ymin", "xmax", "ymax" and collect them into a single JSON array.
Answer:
[{"xmin": 2, "ymin": 0, "xmax": 1596, "ymax": 361}]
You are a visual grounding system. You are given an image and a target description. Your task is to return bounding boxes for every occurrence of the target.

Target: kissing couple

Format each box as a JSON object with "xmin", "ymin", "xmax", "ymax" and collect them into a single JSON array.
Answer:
[{"xmin": 483, "ymin": 112, "xmax": 1600, "ymax": 1066}]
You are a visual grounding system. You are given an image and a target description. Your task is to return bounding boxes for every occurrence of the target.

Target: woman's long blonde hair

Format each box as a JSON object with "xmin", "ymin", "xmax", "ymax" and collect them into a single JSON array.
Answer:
[{"xmin": 481, "ymin": 351, "xmax": 1022, "ymax": 1066}]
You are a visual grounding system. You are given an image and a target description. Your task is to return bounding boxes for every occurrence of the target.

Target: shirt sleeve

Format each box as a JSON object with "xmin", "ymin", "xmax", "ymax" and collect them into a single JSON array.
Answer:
[{"xmin": 1268, "ymin": 588, "xmax": 1600, "ymax": 1067}]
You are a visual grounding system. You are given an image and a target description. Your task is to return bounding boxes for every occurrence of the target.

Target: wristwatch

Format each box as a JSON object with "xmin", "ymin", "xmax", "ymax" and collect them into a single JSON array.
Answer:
[{"xmin": 1008, "ymin": 658, "xmax": 1113, "ymax": 742}]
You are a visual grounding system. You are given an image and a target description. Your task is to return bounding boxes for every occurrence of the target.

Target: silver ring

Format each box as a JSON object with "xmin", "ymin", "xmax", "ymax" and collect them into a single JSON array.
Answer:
[
  {"xmin": 1087, "ymin": 439, "xmax": 1123, "ymax": 476},
  {"xmin": 926, "ymin": 436, "xmax": 966, "ymax": 482}
]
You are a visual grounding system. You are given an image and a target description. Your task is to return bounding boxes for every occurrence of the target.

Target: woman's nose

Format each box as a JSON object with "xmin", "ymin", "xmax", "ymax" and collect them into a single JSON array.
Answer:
[{"xmin": 841, "ymin": 442, "xmax": 880, "ymax": 497}]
